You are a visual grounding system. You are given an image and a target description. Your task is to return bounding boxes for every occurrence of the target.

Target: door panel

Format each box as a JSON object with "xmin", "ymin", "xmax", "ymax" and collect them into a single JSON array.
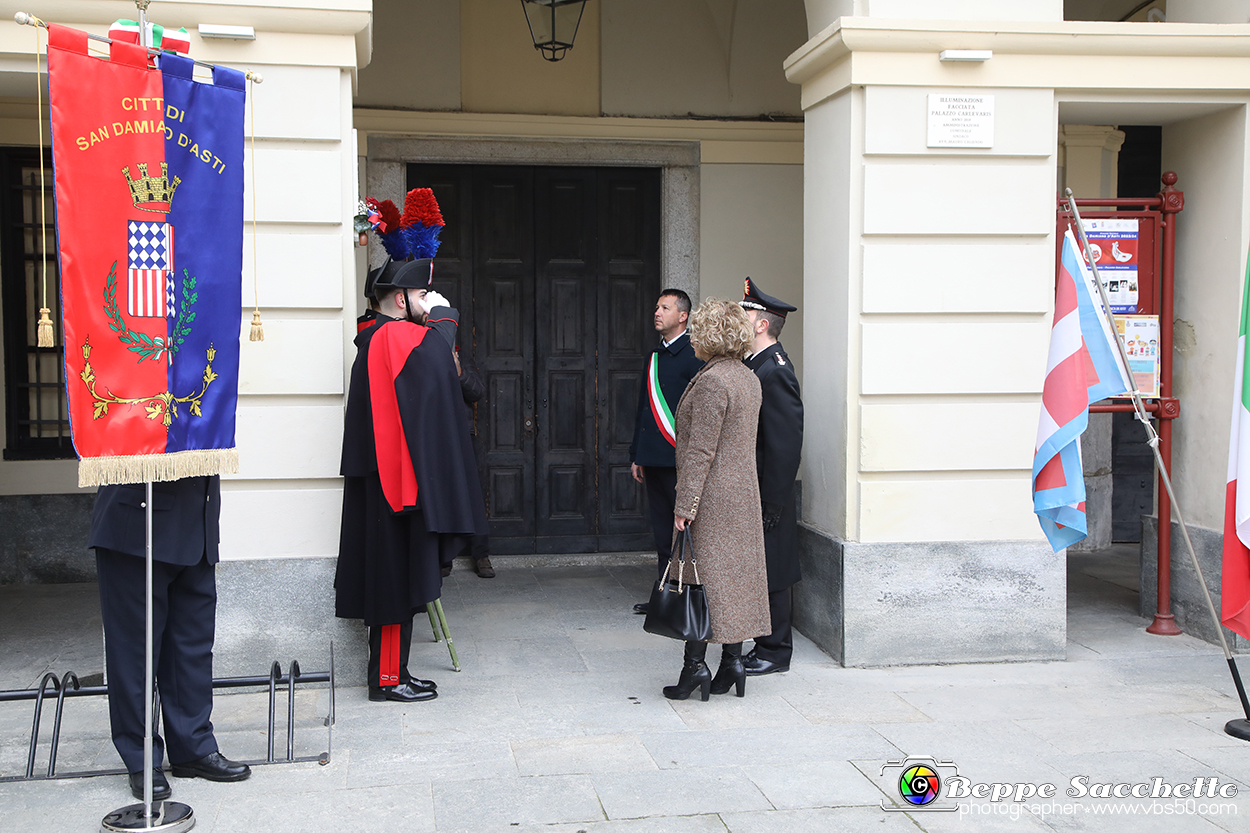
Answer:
[
  {"xmin": 407, "ymin": 164, "xmax": 658, "ymax": 553},
  {"xmin": 534, "ymin": 167, "xmax": 597, "ymax": 550},
  {"xmin": 597, "ymin": 171, "xmax": 659, "ymax": 549}
]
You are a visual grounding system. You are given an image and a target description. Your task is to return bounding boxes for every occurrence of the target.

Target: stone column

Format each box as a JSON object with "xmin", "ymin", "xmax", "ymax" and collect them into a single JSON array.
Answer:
[{"xmin": 785, "ymin": 20, "xmax": 1065, "ymax": 666}]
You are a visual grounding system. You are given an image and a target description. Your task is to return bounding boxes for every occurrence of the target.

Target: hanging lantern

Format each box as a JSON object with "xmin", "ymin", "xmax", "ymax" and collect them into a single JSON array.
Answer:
[{"xmin": 520, "ymin": 0, "xmax": 587, "ymax": 62}]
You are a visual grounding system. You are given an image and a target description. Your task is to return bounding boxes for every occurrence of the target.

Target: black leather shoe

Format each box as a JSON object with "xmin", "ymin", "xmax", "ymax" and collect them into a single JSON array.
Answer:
[
  {"xmin": 474, "ymin": 557, "xmax": 496, "ymax": 578},
  {"xmin": 632, "ymin": 602, "xmax": 649, "ymax": 615},
  {"xmin": 742, "ymin": 651, "xmax": 790, "ymax": 677},
  {"xmin": 663, "ymin": 658, "xmax": 712, "ymax": 701},
  {"xmin": 368, "ymin": 680, "xmax": 438, "ymax": 702},
  {"xmin": 710, "ymin": 653, "xmax": 746, "ymax": 697},
  {"xmin": 402, "ymin": 674, "xmax": 437, "ymax": 691},
  {"xmin": 128, "ymin": 769, "xmax": 171, "ymax": 800},
  {"xmin": 171, "ymin": 751, "xmax": 251, "ymax": 782}
]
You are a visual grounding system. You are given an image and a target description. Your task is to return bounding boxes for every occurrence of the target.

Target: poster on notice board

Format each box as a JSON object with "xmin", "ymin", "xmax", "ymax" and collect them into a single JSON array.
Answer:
[
  {"xmin": 1114, "ymin": 315, "xmax": 1160, "ymax": 398},
  {"xmin": 1080, "ymin": 219, "xmax": 1139, "ymax": 314}
]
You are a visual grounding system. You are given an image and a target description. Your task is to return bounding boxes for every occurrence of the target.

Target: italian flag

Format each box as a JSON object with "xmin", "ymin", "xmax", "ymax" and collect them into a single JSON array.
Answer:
[
  {"xmin": 108, "ymin": 19, "xmax": 191, "ymax": 54},
  {"xmin": 1223, "ymin": 251, "xmax": 1250, "ymax": 640}
]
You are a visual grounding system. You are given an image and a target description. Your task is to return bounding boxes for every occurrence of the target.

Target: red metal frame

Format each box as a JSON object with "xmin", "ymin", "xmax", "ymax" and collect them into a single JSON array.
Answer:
[{"xmin": 1056, "ymin": 173, "xmax": 1184, "ymax": 635}]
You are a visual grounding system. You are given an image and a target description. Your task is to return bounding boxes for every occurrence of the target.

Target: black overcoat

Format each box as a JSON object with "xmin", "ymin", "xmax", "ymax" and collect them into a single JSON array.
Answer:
[
  {"xmin": 747, "ymin": 342, "xmax": 804, "ymax": 591},
  {"xmin": 336, "ymin": 309, "xmax": 487, "ymax": 625}
]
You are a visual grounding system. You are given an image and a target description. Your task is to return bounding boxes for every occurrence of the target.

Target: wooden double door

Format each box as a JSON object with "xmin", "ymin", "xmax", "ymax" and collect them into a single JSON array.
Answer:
[{"xmin": 408, "ymin": 164, "xmax": 661, "ymax": 554}]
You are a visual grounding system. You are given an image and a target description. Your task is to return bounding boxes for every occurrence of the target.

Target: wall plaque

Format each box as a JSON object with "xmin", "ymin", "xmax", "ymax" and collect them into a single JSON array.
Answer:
[{"xmin": 927, "ymin": 94, "xmax": 994, "ymax": 148}]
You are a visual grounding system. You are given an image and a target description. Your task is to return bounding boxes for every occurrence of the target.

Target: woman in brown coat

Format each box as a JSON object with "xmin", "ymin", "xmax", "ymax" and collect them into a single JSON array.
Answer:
[{"xmin": 663, "ymin": 298, "xmax": 770, "ymax": 701}]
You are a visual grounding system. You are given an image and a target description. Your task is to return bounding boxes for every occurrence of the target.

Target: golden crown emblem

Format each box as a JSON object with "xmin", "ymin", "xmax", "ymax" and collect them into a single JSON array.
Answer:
[{"xmin": 122, "ymin": 162, "xmax": 181, "ymax": 213}]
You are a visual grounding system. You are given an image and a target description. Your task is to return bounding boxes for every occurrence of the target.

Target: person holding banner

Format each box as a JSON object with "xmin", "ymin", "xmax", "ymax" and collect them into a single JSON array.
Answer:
[
  {"xmin": 630, "ymin": 289, "xmax": 705, "ymax": 615},
  {"xmin": 335, "ymin": 250, "xmax": 488, "ymax": 702},
  {"xmin": 91, "ymin": 477, "xmax": 252, "ymax": 800}
]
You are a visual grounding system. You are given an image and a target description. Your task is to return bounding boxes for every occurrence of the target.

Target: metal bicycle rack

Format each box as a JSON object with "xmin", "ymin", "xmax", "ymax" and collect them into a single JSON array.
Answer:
[{"xmin": 0, "ymin": 644, "xmax": 335, "ymax": 783}]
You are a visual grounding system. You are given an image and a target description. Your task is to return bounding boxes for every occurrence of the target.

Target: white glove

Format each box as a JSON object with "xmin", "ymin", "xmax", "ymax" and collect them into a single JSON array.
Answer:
[{"xmin": 419, "ymin": 290, "xmax": 450, "ymax": 313}]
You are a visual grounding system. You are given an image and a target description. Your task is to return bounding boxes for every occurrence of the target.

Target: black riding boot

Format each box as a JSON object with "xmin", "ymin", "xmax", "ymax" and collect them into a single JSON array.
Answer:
[
  {"xmin": 662, "ymin": 640, "xmax": 711, "ymax": 701},
  {"xmin": 710, "ymin": 642, "xmax": 745, "ymax": 697}
]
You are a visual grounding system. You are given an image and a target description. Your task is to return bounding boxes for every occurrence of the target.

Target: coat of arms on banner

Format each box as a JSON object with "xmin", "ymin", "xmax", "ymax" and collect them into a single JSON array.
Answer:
[
  {"xmin": 127, "ymin": 220, "xmax": 174, "ymax": 319},
  {"xmin": 86, "ymin": 160, "xmax": 213, "ymax": 422}
]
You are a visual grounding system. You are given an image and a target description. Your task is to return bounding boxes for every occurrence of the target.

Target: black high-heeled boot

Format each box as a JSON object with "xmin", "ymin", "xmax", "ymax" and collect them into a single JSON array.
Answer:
[
  {"xmin": 663, "ymin": 640, "xmax": 711, "ymax": 701},
  {"xmin": 710, "ymin": 642, "xmax": 745, "ymax": 697}
]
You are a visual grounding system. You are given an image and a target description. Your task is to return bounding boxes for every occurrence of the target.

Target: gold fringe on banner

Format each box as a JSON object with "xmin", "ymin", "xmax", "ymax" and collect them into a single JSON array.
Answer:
[{"xmin": 77, "ymin": 448, "xmax": 239, "ymax": 488}]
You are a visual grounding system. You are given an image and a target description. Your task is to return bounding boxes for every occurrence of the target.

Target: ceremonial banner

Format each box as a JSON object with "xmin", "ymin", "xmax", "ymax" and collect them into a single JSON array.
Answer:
[
  {"xmin": 47, "ymin": 27, "xmax": 245, "ymax": 486},
  {"xmin": 1032, "ymin": 229, "xmax": 1130, "ymax": 551}
]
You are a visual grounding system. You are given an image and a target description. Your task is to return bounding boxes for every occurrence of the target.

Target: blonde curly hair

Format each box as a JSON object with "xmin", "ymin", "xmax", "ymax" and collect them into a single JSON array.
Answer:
[{"xmin": 687, "ymin": 297, "xmax": 753, "ymax": 360}]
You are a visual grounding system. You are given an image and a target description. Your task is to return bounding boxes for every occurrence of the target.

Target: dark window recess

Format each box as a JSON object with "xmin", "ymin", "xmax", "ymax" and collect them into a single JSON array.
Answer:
[
  {"xmin": 1, "ymin": 147, "xmax": 72, "ymax": 460},
  {"xmin": 1116, "ymin": 125, "xmax": 1163, "ymax": 200}
]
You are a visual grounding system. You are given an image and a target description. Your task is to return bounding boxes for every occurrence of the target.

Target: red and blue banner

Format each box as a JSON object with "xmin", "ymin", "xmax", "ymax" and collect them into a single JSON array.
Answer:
[{"xmin": 47, "ymin": 26, "xmax": 245, "ymax": 486}]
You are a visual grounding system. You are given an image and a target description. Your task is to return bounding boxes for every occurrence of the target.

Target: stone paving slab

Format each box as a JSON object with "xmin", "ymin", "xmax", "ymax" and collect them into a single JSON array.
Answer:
[{"xmin": 592, "ymin": 766, "xmax": 774, "ymax": 818}]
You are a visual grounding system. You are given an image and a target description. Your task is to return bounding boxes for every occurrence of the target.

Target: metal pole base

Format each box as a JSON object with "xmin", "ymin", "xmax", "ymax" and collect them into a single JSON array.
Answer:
[
  {"xmin": 1225, "ymin": 719, "xmax": 1250, "ymax": 742},
  {"xmin": 1146, "ymin": 613, "xmax": 1183, "ymax": 636},
  {"xmin": 101, "ymin": 801, "xmax": 194, "ymax": 833}
]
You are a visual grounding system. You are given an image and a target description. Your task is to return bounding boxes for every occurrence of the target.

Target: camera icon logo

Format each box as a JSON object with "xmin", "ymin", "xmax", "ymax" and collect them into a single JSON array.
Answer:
[
  {"xmin": 900, "ymin": 763, "xmax": 941, "ymax": 805},
  {"xmin": 881, "ymin": 756, "xmax": 959, "ymax": 812}
]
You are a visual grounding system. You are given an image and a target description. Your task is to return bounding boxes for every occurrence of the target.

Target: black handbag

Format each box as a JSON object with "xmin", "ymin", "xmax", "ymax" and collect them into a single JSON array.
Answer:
[{"xmin": 643, "ymin": 527, "xmax": 712, "ymax": 642}]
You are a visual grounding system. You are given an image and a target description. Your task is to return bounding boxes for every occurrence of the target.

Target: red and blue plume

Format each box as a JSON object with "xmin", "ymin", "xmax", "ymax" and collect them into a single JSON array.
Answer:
[
  {"xmin": 365, "ymin": 190, "xmax": 444, "ymax": 260},
  {"xmin": 399, "ymin": 188, "xmax": 445, "ymax": 260},
  {"xmin": 365, "ymin": 197, "xmax": 408, "ymax": 260}
]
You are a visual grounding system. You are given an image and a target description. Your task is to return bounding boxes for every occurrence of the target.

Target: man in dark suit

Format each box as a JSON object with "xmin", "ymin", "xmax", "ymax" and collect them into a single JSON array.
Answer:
[
  {"xmin": 629, "ymin": 288, "xmax": 704, "ymax": 614},
  {"xmin": 739, "ymin": 278, "xmax": 804, "ymax": 675},
  {"xmin": 90, "ymin": 475, "xmax": 251, "ymax": 801}
]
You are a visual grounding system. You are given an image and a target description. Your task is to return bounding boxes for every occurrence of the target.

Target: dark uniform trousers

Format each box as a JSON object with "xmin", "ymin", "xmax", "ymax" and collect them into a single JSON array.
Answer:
[
  {"xmin": 751, "ymin": 586, "xmax": 793, "ymax": 664},
  {"xmin": 368, "ymin": 619, "xmax": 415, "ymax": 687},
  {"xmin": 91, "ymin": 476, "xmax": 221, "ymax": 773},
  {"xmin": 97, "ymin": 549, "xmax": 218, "ymax": 772},
  {"xmin": 645, "ymin": 466, "xmax": 679, "ymax": 577}
]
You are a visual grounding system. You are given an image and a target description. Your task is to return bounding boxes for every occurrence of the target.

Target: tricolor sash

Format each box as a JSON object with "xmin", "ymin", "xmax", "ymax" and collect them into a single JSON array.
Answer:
[
  {"xmin": 647, "ymin": 351, "xmax": 677, "ymax": 447},
  {"xmin": 47, "ymin": 26, "xmax": 246, "ymax": 486}
]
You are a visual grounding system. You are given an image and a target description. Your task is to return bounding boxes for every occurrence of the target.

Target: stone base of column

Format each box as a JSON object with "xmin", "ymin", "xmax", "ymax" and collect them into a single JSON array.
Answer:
[
  {"xmin": 1140, "ymin": 516, "xmax": 1250, "ymax": 652},
  {"xmin": 794, "ymin": 525, "xmax": 1066, "ymax": 667}
]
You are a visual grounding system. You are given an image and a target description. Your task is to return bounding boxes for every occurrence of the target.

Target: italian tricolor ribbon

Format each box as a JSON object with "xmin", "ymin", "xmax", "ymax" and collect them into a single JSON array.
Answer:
[{"xmin": 647, "ymin": 351, "xmax": 676, "ymax": 447}]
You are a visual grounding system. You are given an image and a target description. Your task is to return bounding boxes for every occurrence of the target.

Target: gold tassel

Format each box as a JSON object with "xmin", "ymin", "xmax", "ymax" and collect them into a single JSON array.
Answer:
[
  {"xmin": 36, "ymin": 307, "xmax": 54, "ymax": 347},
  {"xmin": 249, "ymin": 310, "xmax": 265, "ymax": 342}
]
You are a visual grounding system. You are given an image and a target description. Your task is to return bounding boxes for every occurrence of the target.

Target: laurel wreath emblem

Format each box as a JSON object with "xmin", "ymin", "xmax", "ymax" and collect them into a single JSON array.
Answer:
[
  {"xmin": 103, "ymin": 260, "xmax": 197, "ymax": 362},
  {"xmin": 81, "ymin": 263, "xmax": 217, "ymax": 427}
]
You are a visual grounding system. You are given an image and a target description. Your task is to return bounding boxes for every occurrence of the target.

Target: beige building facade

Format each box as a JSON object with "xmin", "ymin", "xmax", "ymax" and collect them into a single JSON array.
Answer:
[{"xmin": 1, "ymin": 0, "xmax": 1249, "ymax": 669}]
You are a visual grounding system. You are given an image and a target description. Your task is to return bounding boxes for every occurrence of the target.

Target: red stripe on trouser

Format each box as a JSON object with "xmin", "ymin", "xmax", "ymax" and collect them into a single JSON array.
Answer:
[{"xmin": 379, "ymin": 623, "xmax": 401, "ymax": 686}]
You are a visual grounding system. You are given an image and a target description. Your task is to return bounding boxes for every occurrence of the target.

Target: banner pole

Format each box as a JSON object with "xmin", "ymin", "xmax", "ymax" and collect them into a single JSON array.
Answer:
[
  {"xmin": 102, "ymin": 3, "xmax": 198, "ymax": 829},
  {"xmin": 1066, "ymin": 189, "xmax": 1250, "ymax": 741},
  {"xmin": 135, "ymin": 0, "xmax": 154, "ymax": 814}
]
